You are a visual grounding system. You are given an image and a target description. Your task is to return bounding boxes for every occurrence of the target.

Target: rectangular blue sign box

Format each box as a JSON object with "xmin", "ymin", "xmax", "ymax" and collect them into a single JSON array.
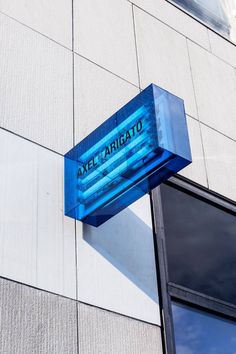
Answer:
[{"xmin": 64, "ymin": 84, "xmax": 192, "ymax": 227}]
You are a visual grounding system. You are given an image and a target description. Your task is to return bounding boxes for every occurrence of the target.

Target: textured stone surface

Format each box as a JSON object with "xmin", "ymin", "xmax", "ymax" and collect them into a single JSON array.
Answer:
[
  {"xmin": 0, "ymin": 278, "xmax": 77, "ymax": 354},
  {"xmin": 76, "ymin": 194, "xmax": 160, "ymax": 325},
  {"xmin": 0, "ymin": 277, "xmax": 163, "ymax": 354},
  {"xmin": 74, "ymin": 55, "xmax": 139, "ymax": 143},
  {"xmin": 0, "ymin": 14, "xmax": 73, "ymax": 154},
  {"xmin": 73, "ymin": 0, "xmax": 138, "ymax": 85},
  {"xmin": 201, "ymin": 125, "xmax": 236, "ymax": 201},
  {"xmin": 179, "ymin": 116, "xmax": 208, "ymax": 187},
  {"xmin": 78, "ymin": 302, "xmax": 163, "ymax": 354},
  {"xmin": 0, "ymin": 0, "xmax": 72, "ymax": 48},
  {"xmin": 131, "ymin": 0, "xmax": 210, "ymax": 50},
  {"xmin": 134, "ymin": 7, "xmax": 197, "ymax": 119},
  {"xmin": 0, "ymin": 129, "xmax": 76, "ymax": 299},
  {"xmin": 208, "ymin": 30, "xmax": 236, "ymax": 68},
  {"xmin": 188, "ymin": 40, "xmax": 236, "ymax": 141}
]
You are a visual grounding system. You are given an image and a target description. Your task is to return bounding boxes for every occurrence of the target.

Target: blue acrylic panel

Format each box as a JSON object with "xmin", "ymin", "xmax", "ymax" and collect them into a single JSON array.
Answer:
[{"xmin": 64, "ymin": 84, "xmax": 192, "ymax": 227}]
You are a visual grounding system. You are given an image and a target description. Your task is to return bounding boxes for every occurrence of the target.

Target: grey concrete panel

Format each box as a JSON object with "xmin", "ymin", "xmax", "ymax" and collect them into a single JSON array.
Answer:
[
  {"xmin": 78, "ymin": 303, "xmax": 163, "ymax": 354},
  {"xmin": 0, "ymin": 278, "xmax": 77, "ymax": 354}
]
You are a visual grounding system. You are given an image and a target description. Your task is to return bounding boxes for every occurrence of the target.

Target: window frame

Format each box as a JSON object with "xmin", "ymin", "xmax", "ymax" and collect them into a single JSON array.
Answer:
[
  {"xmin": 151, "ymin": 175, "xmax": 236, "ymax": 354},
  {"xmin": 166, "ymin": 0, "xmax": 236, "ymax": 47}
]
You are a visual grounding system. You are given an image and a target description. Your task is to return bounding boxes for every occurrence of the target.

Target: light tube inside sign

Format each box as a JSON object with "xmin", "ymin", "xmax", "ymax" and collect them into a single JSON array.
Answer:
[{"xmin": 64, "ymin": 84, "xmax": 192, "ymax": 226}]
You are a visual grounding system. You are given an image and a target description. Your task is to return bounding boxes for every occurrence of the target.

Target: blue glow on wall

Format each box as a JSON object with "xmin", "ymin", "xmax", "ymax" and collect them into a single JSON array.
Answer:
[{"xmin": 64, "ymin": 84, "xmax": 192, "ymax": 227}]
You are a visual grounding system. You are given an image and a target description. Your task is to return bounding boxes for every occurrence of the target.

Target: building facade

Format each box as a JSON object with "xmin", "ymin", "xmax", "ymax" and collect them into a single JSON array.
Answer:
[{"xmin": 0, "ymin": 0, "xmax": 235, "ymax": 353}]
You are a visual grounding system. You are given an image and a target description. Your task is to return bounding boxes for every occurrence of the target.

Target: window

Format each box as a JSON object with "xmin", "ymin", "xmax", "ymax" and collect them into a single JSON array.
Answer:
[
  {"xmin": 160, "ymin": 182, "xmax": 236, "ymax": 305},
  {"xmin": 172, "ymin": 301, "xmax": 236, "ymax": 354},
  {"xmin": 151, "ymin": 177, "xmax": 236, "ymax": 354},
  {"xmin": 169, "ymin": 0, "xmax": 236, "ymax": 43}
]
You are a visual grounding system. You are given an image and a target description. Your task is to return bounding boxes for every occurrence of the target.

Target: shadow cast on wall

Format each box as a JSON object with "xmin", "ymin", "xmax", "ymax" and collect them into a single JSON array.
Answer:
[{"xmin": 83, "ymin": 207, "xmax": 158, "ymax": 303}]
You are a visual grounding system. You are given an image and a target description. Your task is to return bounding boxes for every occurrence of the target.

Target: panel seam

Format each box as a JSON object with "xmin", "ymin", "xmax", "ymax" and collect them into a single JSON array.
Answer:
[
  {"xmin": 132, "ymin": 4, "xmax": 141, "ymax": 89},
  {"xmin": 186, "ymin": 38, "xmax": 210, "ymax": 189}
]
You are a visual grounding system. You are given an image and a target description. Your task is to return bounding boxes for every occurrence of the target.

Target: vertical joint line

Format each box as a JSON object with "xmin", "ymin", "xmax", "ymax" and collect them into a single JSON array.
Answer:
[
  {"xmin": 72, "ymin": 54, "xmax": 75, "ymax": 147},
  {"xmin": 74, "ymin": 221, "xmax": 79, "ymax": 301},
  {"xmin": 72, "ymin": 3, "xmax": 79, "ymax": 354},
  {"xmin": 206, "ymin": 29, "xmax": 212, "ymax": 52},
  {"xmin": 132, "ymin": 4, "xmax": 141, "ymax": 90},
  {"xmin": 186, "ymin": 38, "xmax": 210, "ymax": 189},
  {"xmin": 76, "ymin": 301, "xmax": 80, "ymax": 354},
  {"xmin": 72, "ymin": 0, "xmax": 75, "ymax": 147},
  {"xmin": 35, "ymin": 150, "xmax": 39, "ymax": 286},
  {"xmin": 75, "ymin": 221, "xmax": 80, "ymax": 354}
]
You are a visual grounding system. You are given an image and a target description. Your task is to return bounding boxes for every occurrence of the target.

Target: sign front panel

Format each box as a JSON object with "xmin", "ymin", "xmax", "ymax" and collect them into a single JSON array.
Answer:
[{"xmin": 64, "ymin": 84, "xmax": 192, "ymax": 226}]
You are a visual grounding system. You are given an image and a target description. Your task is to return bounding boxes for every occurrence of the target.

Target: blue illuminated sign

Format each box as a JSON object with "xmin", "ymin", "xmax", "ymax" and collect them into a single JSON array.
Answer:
[{"xmin": 64, "ymin": 84, "xmax": 192, "ymax": 226}]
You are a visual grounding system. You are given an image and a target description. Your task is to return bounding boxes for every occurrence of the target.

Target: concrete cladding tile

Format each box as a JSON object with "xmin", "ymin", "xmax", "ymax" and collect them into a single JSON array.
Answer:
[
  {"xmin": 74, "ymin": 55, "xmax": 139, "ymax": 143},
  {"xmin": 73, "ymin": 0, "xmax": 139, "ymax": 85},
  {"xmin": 0, "ymin": 129, "xmax": 76, "ymax": 299},
  {"xmin": 0, "ymin": 14, "xmax": 73, "ymax": 154},
  {"xmin": 131, "ymin": 0, "xmax": 210, "ymax": 50},
  {"xmin": 134, "ymin": 7, "xmax": 197, "ymax": 118},
  {"xmin": 179, "ymin": 116, "xmax": 208, "ymax": 187},
  {"xmin": 201, "ymin": 125, "xmax": 236, "ymax": 201},
  {"xmin": 76, "ymin": 195, "xmax": 161, "ymax": 326},
  {"xmin": 208, "ymin": 30, "xmax": 236, "ymax": 68},
  {"xmin": 0, "ymin": 0, "xmax": 72, "ymax": 48},
  {"xmin": 0, "ymin": 278, "xmax": 77, "ymax": 354},
  {"xmin": 188, "ymin": 40, "xmax": 236, "ymax": 141},
  {"xmin": 78, "ymin": 302, "xmax": 163, "ymax": 354}
]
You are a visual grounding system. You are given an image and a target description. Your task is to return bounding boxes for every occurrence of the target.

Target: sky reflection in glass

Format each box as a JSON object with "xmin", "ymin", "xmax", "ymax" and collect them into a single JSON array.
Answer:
[
  {"xmin": 161, "ymin": 184, "xmax": 236, "ymax": 305},
  {"xmin": 172, "ymin": 302, "xmax": 236, "ymax": 354}
]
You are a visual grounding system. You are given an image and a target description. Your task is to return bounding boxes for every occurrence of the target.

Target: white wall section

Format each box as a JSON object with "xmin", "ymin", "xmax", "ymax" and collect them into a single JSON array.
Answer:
[
  {"xmin": 131, "ymin": 0, "xmax": 210, "ymax": 50},
  {"xmin": 208, "ymin": 30, "xmax": 236, "ymax": 68},
  {"xmin": 179, "ymin": 116, "xmax": 208, "ymax": 187},
  {"xmin": 76, "ymin": 195, "xmax": 161, "ymax": 325},
  {"xmin": 73, "ymin": 0, "xmax": 139, "ymax": 85},
  {"xmin": 0, "ymin": 14, "xmax": 73, "ymax": 154},
  {"xmin": 188, "ymin": 40, "xmax": 236, "ymax": 141},
  {"xmin": 74, "ymin": 55, "xmax": 139, "ymax": 143},
  {"xmin": 0, "ymin": 0, "xmax": 72, "ymax": 48},
  {"xmin": 201, "ymin": 125, "xmax": 236, "ymax": 201},
  {"xmin": 0, "ymin": 129, "xmax": 76, "ymax": 298},
  {"xmin": 134, "ymin": 8, "xmax": 198, "ymax": 118}
]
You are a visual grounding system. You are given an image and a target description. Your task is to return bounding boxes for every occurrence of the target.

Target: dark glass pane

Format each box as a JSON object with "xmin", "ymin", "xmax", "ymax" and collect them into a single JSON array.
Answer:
[
  {"xmin": 172, "ymin": 302, "xmax": 236, "ymax": 354},
  {"xmin": 161, "ymin": 184, "xmax": 236, "ymax": 304}
]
